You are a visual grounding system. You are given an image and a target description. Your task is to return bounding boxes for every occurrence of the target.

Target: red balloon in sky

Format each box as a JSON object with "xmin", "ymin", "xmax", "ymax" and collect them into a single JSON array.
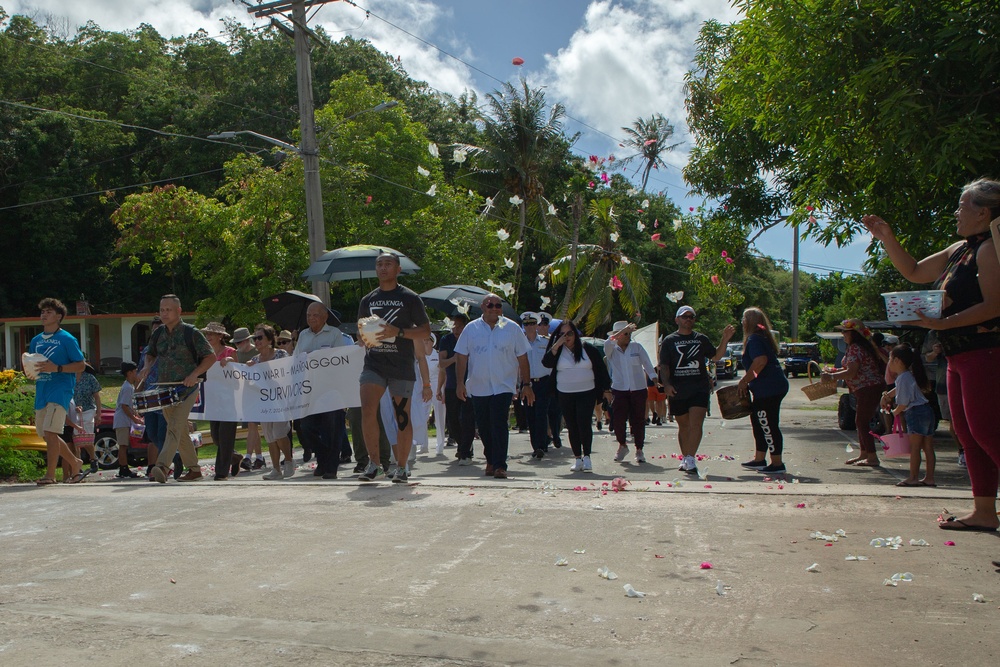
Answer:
[{"xmin": 512, "ymin": 57, "xmax": 524, "ymax": 66}]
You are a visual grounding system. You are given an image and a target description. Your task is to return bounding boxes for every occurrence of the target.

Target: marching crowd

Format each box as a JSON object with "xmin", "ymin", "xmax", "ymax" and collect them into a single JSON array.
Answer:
[{"xmin": 24, "ymin": 179, "xmax": 1000, "ymax": 554}]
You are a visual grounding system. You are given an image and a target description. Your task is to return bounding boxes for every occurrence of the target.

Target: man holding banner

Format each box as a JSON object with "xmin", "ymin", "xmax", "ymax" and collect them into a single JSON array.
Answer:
[{"xmin": 294, "ymin": 302, "xmax": 349, "ymax": 480}]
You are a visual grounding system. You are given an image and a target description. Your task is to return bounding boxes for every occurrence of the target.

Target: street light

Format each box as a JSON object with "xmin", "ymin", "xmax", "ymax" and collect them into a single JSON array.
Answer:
[{"xmin": 209, "ymin": 100, "xmax": 397, "ymax": 307}]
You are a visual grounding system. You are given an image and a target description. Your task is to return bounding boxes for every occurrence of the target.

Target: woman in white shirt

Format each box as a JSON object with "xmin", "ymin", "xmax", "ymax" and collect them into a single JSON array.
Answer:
[{"xmin": 542, "ymin": 320, "xmax": 611, "ymax": 473}]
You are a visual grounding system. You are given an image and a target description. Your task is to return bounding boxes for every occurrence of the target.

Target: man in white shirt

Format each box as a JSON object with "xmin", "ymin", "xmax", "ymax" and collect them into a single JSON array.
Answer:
[
  {"xmin": 455, "ymin": 295, "xmax": 534, "ymax": 479},
  {"xmin": 520, "ymin": 312, "xmax": 553, "ymax": 459},
  {"xmin": 604, "ymin": 321, "xmax": 658, "ymax": 463},
  {"xmin": 294, "ymin": 301, "xmax": 349, "ymax": 480}
]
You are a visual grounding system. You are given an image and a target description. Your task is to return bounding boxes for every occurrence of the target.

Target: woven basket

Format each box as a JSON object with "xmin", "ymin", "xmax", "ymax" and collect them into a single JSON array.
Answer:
[{"xmin": 801, "ymin": 366, "xmax": 836, "ymax": 401}]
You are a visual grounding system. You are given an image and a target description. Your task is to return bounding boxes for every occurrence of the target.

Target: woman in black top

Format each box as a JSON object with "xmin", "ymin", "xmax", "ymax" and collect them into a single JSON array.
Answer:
[{"xmin": 863, "ymin": 178, "xmax": 1000, "ymax": 534}]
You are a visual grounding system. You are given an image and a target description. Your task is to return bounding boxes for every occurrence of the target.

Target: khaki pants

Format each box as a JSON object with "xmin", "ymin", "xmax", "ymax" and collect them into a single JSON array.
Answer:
[{"xmin": 155, "ymin": 389, "xmax": 199, "ymax": 469}]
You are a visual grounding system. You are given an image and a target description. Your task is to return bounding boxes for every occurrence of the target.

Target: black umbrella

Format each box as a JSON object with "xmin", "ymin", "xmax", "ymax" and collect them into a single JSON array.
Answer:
[
  {"xmin": 301, "ymin": 245, "xmax": 420, "ymax": 282},
  {"xmin": 419, "ymin": 285, "xmax": 519, "ymax": 321},
  {"xmin": 262, "ymin": 290, "xmax": 341, "ymax": 332}
]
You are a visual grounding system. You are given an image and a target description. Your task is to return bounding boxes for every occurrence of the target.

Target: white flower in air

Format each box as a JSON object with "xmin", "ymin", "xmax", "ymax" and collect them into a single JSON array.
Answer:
[
  {"xmin": 552, "ymin": 269, "xmax": 561, "ymax": 276},
  {"xmin": 513, "ymin": 240, "xmax": 523, "ymax": 250},
  {"xmin": 537, "ymin": 280, "xmax": 547, "ymax": 290},
  {"xmin": 509, "ymin": 194, "xmax": 523, "ymax": 206},
  {"xmin": 468, "ymin": 190, "xmax": 474, "ymax": 197},
  {"xmin": 481, "ymin": 197, "xmax": 495, "ymax": 216},
  {"xmin": 540, "ymin": 296, "xmax": 551, "ymax": 309},
  {"xmin": 637, "ymin": 221, "xmax": 646, "ymax": 231},
  {"xmin": 428, "ymin": 142, "xmax": 439, "ymax": 158},
  {"xmin": 452, "ymin": 148, "xmax": 467, "ymax": 164},
  {"xmin": 548, "ymin": 203, "xmax": 557, "ymax": 216},
  {"xmin": 417, "ymin": 165, "xmax": 430, "ymax": 177},
  {"xmin": 497, "ymin": 229, "xmax": 510, "ymax": 241},
  {"xmin": 442, "ymin": 317, "xmax": 454, "ymax": 329},
  {"xmin": 504, "ymin": 257, "xmax": 514, "ymax": 268},
  {"xmin": 456, "ymin": 302, "xmax": 470, "ymax": 315},
  {"xmin": 642, "ymin": 199, "xmax": 650, "ymax": 209},
  {"xmin": 609, "ymin": 232, "xmax": 619, "ymax": 243},
  {"xmin": 426, "ymin": 184, "xmax": 437, "ymax": 196},
  {"xmin": 621, "ymin": 256, "xmax": 631, "ymax": 265},
  {"xmin": 666, "ymin": 291, "xmax": 685, "ymax": 303},
  {"xmin": 627, "ymin": 188, "xmax": 638, "ymax": 197},
  {"xmin": 673, "ymin": 218, "xmax": 683, "ymax": 230}
]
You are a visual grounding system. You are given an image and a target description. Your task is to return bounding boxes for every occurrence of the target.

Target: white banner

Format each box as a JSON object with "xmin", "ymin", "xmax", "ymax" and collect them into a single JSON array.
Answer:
[{"xmin": 202, "ymin": 346, "xmax": 364, "ymax": 421}]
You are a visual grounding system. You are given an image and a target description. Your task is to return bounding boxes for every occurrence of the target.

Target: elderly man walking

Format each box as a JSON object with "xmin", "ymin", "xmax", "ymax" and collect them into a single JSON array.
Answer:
[
  {"xmin": 139, "ymin": 294, "xmax": 215, "ymax": 483},
  {"xmin": 455, "ymin": 294, "xmax": 534, "ymax": 478},
  {"xmin": 604, "ymin": 321, "xmax": 659, "ymax": 464},
  {"xmin": 294, "ymin": 301, "xmax": 350, "ymax": 480}
]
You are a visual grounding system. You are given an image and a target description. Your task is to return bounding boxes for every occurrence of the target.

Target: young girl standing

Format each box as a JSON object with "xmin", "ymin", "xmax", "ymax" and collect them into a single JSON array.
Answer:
[{"xmin": 883, "ymin": 344, "xmax": 936, "ymax": 487}]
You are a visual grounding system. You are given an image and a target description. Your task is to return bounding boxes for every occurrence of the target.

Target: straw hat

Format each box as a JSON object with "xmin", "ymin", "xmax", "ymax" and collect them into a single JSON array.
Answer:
[{"xmin": 200, "ymin": 322, "xmax": 231, "ymax": 339}]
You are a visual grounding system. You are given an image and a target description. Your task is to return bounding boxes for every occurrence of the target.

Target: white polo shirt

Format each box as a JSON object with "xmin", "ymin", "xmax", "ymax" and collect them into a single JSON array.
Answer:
[
  {"xmin": 603, "ymin": 338, "xmax": 656, "ymax": 391},
  {"xmin": 455, "ymin": 317, "xmax": 530, "ymax": 396}
]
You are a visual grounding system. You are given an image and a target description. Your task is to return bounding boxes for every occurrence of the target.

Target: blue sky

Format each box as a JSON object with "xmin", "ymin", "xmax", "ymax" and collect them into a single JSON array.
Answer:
[{"xmin": 6, "ymin": 0, "xmax": 870, "ymax": 275}]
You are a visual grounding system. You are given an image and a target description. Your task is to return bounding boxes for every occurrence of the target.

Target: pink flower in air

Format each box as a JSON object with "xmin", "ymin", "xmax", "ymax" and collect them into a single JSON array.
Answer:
[
  {"xmin": 685, "ymin": 252, "xmax": 696, "ymax": 261},
  {"xmin": 512, "ymin": 56, "xmax": 524, "ymax": 66},
  {"xmin": 588, "ymin": 181, "xmax": 596, "ymax": 189},
  {"xmin": 725, "ymin": 257, "xmax": 734, "ymax": 264},
  {"xmin": 721, "ymin": 250, "xmax": 728, "ymax": 258},
  {"xmin": 806, "ymin": 205, "xmax": 815, "ymax": 212},
  {"xmin": 711, "ymin": 275, "xmax": 720, "ymax": 285},
  {"xmin": 689, "ymin": 207, "xmax": 694, "ymax": 212},
  {"xmin": 651, "ymin": 233, "xmax": 661, "ymax": 242},
  {"xmin": 808, "ymin": 216, "xmax": 817, "ymax": 225},
  {"xmin": 692, "ymin": 246, "xmax": 701, "ymax": 256},
  {"xmin": 384, "ymin": 219, "xmax": 391, "ymax": 225},
  {"xmin": 600, "ymin": 172, "xmax": 610, "ymax": 184},
  {"xmin": 609, "ymin": 275, "xmax": 623, "ymax": 291},
  {"xmin": 653, "ymin": 219, "xmax": 659, "ymax": 228},
  {"xmin": 365, "ymin": 195, "xmax": 373, "ymax": 205},
  {"xmin": 644, "ymin": 139, "xmax": 657, "ymax": 146}
]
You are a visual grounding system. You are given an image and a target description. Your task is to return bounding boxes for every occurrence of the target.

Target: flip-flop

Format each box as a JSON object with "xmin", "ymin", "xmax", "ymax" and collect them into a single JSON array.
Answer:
[
  {"xmin": 896, "ymin": 479, "xmax": 922, "ymax": 487},
  {"xmin": 854, "ymin": 461, "xmax": 881, "ymax": 467},
  {"xmin": 35, "ymin": 478, "xmax": 57, "ymax": 486},
  {"xmin": 845, "ymin": 456, "xmax": 865, "ymax": 465},
  {"xmin": 919, "ymin": 481, "xmax": 938, "ymax": 487},
  {"xmin": 66, "ymin": 470, "xmax": 91, "ymax": 484},
  {"xmin": 939, "ymin": 517, "xmax": 998, "ymax": 532}
]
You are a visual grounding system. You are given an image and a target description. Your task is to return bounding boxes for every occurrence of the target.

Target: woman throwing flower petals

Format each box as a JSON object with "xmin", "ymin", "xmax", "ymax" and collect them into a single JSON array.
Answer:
[{"xmin": 862, "ymin": 177, "xmax": 1000, "ymax": 533}]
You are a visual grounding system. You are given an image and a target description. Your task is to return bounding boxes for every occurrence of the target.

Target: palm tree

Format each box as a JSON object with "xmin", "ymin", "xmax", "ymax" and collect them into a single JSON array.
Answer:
[
  {"xmin": 543, "ymin": 198, "xmax": 649, "ymax": 334},
  {"xmin": 455, "ymin": 79, "xmax": 566, "ymax": 303},
  {"xmin": 618, "ymin": 113, "xmax": 681, "ymax": 192}
]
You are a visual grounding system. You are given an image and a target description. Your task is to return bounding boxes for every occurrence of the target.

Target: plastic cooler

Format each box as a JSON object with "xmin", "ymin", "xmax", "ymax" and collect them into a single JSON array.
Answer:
[{"xmin": 882, "ymin": 290, "xmax": 945, "ymax": 322}]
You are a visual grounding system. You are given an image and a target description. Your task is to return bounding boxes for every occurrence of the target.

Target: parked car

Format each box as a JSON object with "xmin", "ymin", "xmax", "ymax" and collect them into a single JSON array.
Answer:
[
  {"xmin": 727, "ymin": 342, "xmax": 743, "ymax": 369},
  {"xmin": 93, "ymin": 407, "xmax": 148, "ymax": 469},
  {"xmin": 716, "ymin": 349, "xmax": 739, "ymax": 379},
  {"xmin": 782, "ymin": 343, "xmax": 821, "ymax": 378}
]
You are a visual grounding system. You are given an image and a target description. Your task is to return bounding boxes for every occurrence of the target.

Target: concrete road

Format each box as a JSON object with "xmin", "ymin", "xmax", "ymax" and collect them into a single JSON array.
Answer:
[{"xmin": 1, "ymin": 378, "xmax": 997, "ymax": 666}]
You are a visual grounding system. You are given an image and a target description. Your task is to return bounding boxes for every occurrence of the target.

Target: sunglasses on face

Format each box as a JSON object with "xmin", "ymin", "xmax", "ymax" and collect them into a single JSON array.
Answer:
[
  {"xmin": 278, "ymin": 340, "xmax": 291, "ymax": 345},
  {"xmin": 679, "ymin": 314, "xmax": 695, "ymax": 320},
  {"xmin": 484, "ymin": 303, "xmax": 503, "ymax": 309},
  {"xmin": 252, "ymin": 335, "xmax": 266, "ymax": 341}
]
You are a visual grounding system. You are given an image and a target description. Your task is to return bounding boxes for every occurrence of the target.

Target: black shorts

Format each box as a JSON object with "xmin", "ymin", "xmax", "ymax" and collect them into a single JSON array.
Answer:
[{"xmin": 668, "ymin": 392, "xmax": 710, "ymax": 416}]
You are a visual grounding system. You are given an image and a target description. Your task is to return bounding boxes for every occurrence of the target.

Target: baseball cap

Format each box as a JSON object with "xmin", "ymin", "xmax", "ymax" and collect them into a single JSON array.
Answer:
[{"xmin": 676, "ymin": 305, "xmax": 696, "ymax": 318}]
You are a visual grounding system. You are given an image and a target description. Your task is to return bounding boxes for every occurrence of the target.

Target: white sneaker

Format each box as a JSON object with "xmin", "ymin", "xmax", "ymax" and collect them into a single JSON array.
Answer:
[
  {"xmin": 569, "ymin": 458, "xmax": 584, "ymax": 472},
  {"xmin": 262, "ymin": 467, "xmax": 283, "ymax": 480},
  {"xmin": 679, "ymin": 455, "xmax": 696, "ymax": 471},
  {"xmin": 416, "ymin": 446, "xmax": 428, "ymax": 454},
  {"xmin": 458, "ymin": 458, "xmax": 472, "ymax": 466},
  {"xmin": 282, "ymin": 461, "xmax": 295, "ymax": 478},
  {"xmin": 958, "ymin": 451, "xmax": 966, "ymax": 468},
  {"xmin": 614, "ymin": 445, "xmax": 629, "ymax": 462},
  {"xmin": 582, "ymin": 456, "xmax": 593, "ymax": 473},
  {"xmin": 635, "ymin": 449, "xmax": 646, "ymax": 463}
]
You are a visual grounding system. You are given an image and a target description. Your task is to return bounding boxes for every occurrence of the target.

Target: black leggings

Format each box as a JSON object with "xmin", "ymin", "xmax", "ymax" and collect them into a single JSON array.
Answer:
[
  {"xmin": 749, "ymin": 392, "xmax": 786, "ymax": 456},
  {"xmin": 558, "ymin": 389, "xmax": 596, "ymax": 457}
]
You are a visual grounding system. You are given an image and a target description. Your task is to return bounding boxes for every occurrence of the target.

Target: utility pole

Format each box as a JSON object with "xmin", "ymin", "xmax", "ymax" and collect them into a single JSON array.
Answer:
[
  {"xmin": 248, "ymin": 0, "xmax": 339, "ymax": 306},
  {"xmin": 791, "ymin": 223, "xmax": 800, "ymax": 341}
]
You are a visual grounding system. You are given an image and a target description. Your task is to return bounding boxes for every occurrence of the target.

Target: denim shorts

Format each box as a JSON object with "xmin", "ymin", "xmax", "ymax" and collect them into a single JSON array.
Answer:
[{"xmin": 905, "ymin": 403, "xmax": 936, "ymax": 436}]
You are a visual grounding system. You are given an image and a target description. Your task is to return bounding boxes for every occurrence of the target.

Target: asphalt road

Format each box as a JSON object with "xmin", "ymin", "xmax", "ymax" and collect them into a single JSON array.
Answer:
[{"xmin": 1, "ymin": 378, "xmax": 996, "ymax": 666}]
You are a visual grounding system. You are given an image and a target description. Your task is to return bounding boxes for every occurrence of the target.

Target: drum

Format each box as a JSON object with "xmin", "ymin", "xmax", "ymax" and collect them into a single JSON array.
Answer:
[
  {"xmin": 716, "ymin": 385, "xmax": 751, "ymax": 420},
  {"xmin": 133, "ymin": 386, "xmax": 188, "ymax": 414}
]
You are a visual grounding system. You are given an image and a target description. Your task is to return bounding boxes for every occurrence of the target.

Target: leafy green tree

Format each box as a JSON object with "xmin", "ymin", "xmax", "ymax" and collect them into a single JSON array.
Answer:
[{"xmin": 685, "ymin": 0, "xmax": 1000, "ymax": 254}]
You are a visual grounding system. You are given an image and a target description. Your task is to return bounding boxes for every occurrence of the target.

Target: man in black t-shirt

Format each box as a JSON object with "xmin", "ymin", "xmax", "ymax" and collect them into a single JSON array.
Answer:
[
  {"xmin": 356, "ymin": 252, "xmax": 431, "ymax": 483},
  {"xmin": 658, "ymin": 305, "xmax": 735, "ymax": 476}
]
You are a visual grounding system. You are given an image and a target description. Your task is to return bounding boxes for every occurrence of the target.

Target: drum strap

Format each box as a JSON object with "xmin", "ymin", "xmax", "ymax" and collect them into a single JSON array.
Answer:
[{"xmin": 149, "ymin": 323, "xmax": 207, "ymax": 378}]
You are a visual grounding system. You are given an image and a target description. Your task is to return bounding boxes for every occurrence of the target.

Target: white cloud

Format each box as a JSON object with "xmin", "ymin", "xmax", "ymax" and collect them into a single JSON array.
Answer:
[{"xmin": 539, "ymin": 0, "xmax": 741, "ymax": 189}]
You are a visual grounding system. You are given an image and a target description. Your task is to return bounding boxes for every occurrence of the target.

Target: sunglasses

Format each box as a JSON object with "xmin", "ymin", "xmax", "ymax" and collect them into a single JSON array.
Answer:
[
  {"xmin": 252, "ymin": 335, "xmax": 266, "ymax": 341},
  {"xmin": 679, "ymin": 314, "xmax": 695, "ymax": 320},
  {"xmin": 484, "ymin": 303, "xmax": 503, "ymax": 309},
  {"xmin": 277, "ymin": 340, "xmax": 291, "ymax": 345}
]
